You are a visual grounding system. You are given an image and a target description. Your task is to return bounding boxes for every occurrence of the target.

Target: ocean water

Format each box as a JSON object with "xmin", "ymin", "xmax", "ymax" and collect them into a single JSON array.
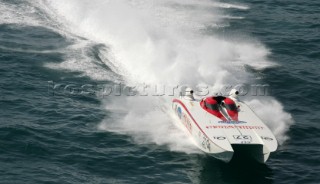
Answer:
[{"xmin": 0, "ymin": 0, "xmax": 319, "ymax": 183}]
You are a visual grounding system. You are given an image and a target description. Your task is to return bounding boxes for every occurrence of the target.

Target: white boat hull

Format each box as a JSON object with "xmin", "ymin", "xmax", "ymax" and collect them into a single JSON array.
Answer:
[{"xmin": 172, "ymin": 97, "xmax": 278, "ymax": 163}]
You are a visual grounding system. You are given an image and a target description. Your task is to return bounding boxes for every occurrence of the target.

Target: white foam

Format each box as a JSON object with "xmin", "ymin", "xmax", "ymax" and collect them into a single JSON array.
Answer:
[
  {"xmin": 41, "ymin": 0, "xmax": 293, "ymax": 149},
  {"xmin": 44, "ymin": 41, "xmax": 123, "ymax": 82},
  {"xmin": 0, "ymin": 1, "xmax": 40, "ymax": 25},
  {"xmin": 212, "ymin": 2, "xmax": 249, "ymax": 10},
  {"xmin": 98, "ymin": 96, "xmax": 202, "ymax": 153},
  {"xmin": 245, "ymin": 98, "xmax": 293, "ymax": 144},
  {"xmin": 43, "ymin": 0, "xmax": 273, "ymax": 85}
]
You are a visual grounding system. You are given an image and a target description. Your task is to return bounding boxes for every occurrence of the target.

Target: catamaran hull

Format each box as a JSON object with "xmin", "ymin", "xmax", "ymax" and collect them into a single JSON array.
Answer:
[{"xmin": 172, "ymin": 97, "xmax": 277, "ymax": 163}]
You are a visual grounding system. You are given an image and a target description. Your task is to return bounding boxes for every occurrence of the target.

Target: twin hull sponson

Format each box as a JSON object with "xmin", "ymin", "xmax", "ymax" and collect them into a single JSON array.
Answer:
[{"xmin": 172, "ymin": 96, "xmax": 278, "ymax": 163}]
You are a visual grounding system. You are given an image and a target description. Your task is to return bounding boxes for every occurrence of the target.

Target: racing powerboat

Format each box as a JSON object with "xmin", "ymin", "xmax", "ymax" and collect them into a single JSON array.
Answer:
[{"xmin": 172, "ymin": 88, "xmax": 278, "ymax": 163}]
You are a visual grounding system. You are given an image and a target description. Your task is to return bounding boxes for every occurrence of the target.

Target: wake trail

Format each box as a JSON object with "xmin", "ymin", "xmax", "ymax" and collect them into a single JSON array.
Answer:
[{"xmin": 37, "ymin": 0, "xmax": 293, "ymax": 152}]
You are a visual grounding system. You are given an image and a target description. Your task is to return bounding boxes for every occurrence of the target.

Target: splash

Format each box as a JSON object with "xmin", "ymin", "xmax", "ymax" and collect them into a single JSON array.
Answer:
[
  {"xmin": 98, "ymin": 96, "xmax": 202, "ymax": 153},
  {"xmin": 246, "ymin": 98, "xmax": 293, "ymax": 144},
  {"xmin": 41, "ymin": 0, "xmax": 293, "ymax": 151},
  {"xmin": 44, "ymin": 0, "xmax": 271, "ymax": 86}
]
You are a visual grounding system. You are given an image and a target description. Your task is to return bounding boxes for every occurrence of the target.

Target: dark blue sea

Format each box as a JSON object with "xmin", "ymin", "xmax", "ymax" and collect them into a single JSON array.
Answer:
[{"xmin": 0, "ymin": 0, "xmax": 319, "ymax": 183}]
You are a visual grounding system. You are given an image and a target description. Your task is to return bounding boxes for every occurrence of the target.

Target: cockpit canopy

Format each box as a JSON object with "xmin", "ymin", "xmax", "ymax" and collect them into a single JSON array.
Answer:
[
  {"xmin": 200, "ymin": 96, "xmax": 238, "ymax": 121},
  {"xmin": 223, "ymin": 98, "xmax": 238, "ymax": 111},
  {"xmin": 203, "ymin": 97, "xmax": 219, "ymax": 110}
]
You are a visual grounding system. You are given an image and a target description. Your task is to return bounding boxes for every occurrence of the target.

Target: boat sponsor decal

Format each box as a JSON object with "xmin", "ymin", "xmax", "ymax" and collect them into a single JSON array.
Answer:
[
  {"xmin": 173, "ymin": 99, "xmax": 206, "ymax": 136},
  {"xmin": 173, "ymin": 104, "xmax": 177, "ymax": 111},
  {"xmin": 233, "ymin": 135, "xmax": 252, "ymax": 144},
  {"xmin": 206, "ymin": 125, "xmax": 264, "ymax": 129},
  {"xmin": 218, "ymin": 120, "xmax": 247, "ymax": 124},
  {"xmin": 175, "ymin": 105, "xmax": 192, "ymax": 133},
  {"xmin": 177, "ymin": 107, "xmax": 182, "ymax": 119},
  {"xmin": 212, "ymin": 136, "xmax": 226, "ymax": 140},
  {"xmin": 233, "ymin": 135, "xmax": 251, "ymax": 140},
  {"xmin": 202, "ymin": 135, "xmax": 211, "ymax": 151},
  {"xmin": 260, "ymin": 136, "xmax": 274, "ymax": 141},
  {"xmin": 173, "ymin": 99, "xmax": 226, "ymax": 150},
  {"xmin": 182, "ymin": 113, "xmax": 192, "ymax": 133}
]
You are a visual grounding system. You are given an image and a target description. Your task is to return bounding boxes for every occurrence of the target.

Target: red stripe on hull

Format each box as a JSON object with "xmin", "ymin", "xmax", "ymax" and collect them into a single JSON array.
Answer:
[{"xmin": 173, "ymin": 99, "xmax": 205, "ymax": 136}]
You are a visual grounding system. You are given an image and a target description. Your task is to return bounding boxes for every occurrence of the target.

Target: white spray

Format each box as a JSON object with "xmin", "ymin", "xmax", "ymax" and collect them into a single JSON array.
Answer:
[{"xmin": 41, "ymin": 0, "xmax": 293, "ymax": 152}]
